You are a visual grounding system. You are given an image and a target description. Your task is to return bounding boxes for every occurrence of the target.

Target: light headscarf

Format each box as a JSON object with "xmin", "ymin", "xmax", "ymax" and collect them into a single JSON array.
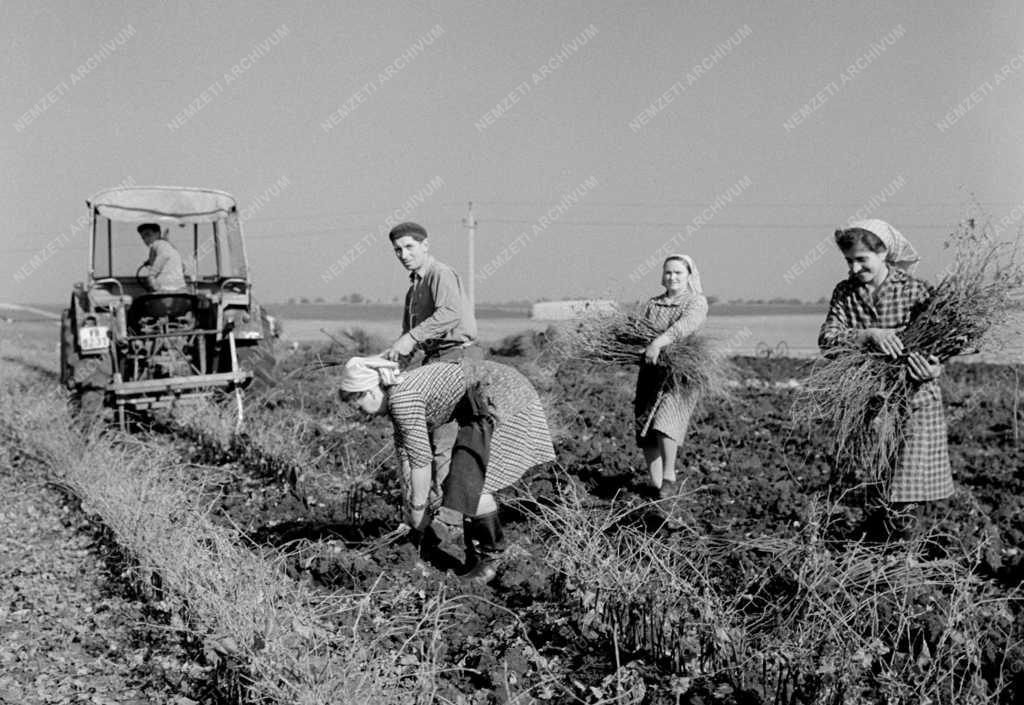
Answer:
[
  {"xmin": 339, "ymin": 356, "xmax": 402, "ymax": 393},
  {"xmin": 665, "ymin": 254, "xmax": 703, "ymax": 294},
  {"xmin": 843, "ymin": 219, "xmax": 919, "ymax": 271}
]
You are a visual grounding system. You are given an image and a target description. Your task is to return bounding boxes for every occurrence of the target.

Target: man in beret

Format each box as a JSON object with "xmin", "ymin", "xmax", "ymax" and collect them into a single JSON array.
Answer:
[
  {"xmin": 382, "ymin": 221, "xmax": 479, "ymax": 540},
  {"xmin": 382, "ymin": 221, "xmax": 478, "ymax": 364},
  {"xmin": 137, "ymin": 223, "xmax": 187, "ymax": 292}
]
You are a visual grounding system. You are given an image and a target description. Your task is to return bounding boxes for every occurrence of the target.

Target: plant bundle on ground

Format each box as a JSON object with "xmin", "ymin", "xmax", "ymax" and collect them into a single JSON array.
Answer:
[
  {"xmin": 795, "ymin": 218, "xmax": 1024, "ymax": 483},
  {"xmin": 728, "ymin": 503, "xmax": 1023, "ymax": 705},
  {"xmin": 515, "ymin": 478, "xmax": 1022, "ymax": 704},
  {"xmin": 556, "ymin": 311, "xmax": 736, "ymax": 400}
]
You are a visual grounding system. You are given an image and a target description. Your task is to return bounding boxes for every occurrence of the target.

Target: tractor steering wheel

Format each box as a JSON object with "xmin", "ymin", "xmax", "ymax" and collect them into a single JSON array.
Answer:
[{"xmin": 136, "ymin": 263, "xmax": 152, "ymax": 290}]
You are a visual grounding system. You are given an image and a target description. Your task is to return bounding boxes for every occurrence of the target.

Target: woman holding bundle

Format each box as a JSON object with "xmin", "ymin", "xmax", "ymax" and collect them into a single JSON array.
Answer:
[
  {"xmin": 818, "ymin": 220, "xmax": 953, "ymax": 536},
  {"xmin": 339, "ymin": 356, "xmax": 556, "ymax": 584},
  {"xmin": 634, "ymin": 254, "xmax": 709, "ymax": 498}
]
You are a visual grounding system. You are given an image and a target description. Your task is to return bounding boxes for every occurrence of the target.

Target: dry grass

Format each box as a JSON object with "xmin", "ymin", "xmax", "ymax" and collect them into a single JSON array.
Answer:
[
  {"xmin": 794, "ymin": 218, "xmax": 1024, "ymax": 481},
  {"xmin": 513, "ymin": 474, "xmax": 1023, "ymax": 704},
  {"xmin": 170, "ymin": 397, "xmax": 379, "ymax": 514},
  {"xmin": 902, "ymin": 220, "xmax": 1023, "ymax": 362},
  {"xmin": 728, "ymin": 506, "xmax": 1022, "ymax": 705},
  {"xmin": 512, "ymin": 479, "xmax": 725, "ymax": 668},
  {"xmin": 0, "ymin": 367, "xmax": 455, "ymax": 704}
]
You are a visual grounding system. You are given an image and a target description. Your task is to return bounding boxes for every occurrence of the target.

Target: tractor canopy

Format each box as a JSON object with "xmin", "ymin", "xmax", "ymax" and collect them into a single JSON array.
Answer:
[
  {"xmin": 86, "ymin": 186, "xmax": 248, "ymax": 282},
  {"xmin": 88, "ymin": 186, "xmax": 237, "ymax": 223}
]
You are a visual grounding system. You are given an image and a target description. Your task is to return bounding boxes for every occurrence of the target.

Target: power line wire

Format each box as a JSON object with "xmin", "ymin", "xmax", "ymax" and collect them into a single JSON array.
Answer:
[
  {"xmin": 3, "ymin": 199, "xmax": 1007, "ymax": 254},
  {"xmin": 473, "ymin": 199, "xmax": 1018, "ymax": 208},
  {"xmin": 484, "ymin": 218, "xmax": 960, "ymax": 229},
  {"xmin": 0, "ymin": 219, "xmax": 973, "ymax": 254},
  {"xmin": 5, "ymin": 197, "xmax": 1011, "ymax": 240}
]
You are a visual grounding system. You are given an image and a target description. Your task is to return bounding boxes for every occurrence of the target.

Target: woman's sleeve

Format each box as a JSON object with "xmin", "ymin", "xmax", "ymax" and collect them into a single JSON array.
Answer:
[
  {"xmin": 662, "ymin": 295, "xmax": 709, "ymax": 342},
  {"xmin": 818, "ymin": 284, "xmax": 856, "ymax": 350},
  {"xmin": 388, "ymin": 390, "xmax": 433, "ymax": 470},
  {"xmin": 633, "ymin": 299, "xmax": 653, "ymax": 322}
]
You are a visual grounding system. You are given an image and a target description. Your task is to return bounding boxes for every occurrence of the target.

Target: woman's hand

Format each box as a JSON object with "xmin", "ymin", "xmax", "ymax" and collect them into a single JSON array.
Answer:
[
  {"xmin": 907, "ymin": 352, "xmax": 942, "ymax": 382},
  {"xmin": 402, "ymin": 463, "xmax": 434, "ymax": 530},
  {"xmin": 860, "ymin": 328, "xmax": 904, "ymax": 358},
  {"xmin": 644, "ymin": 338, "xmax": 667, "ymax": 365}
]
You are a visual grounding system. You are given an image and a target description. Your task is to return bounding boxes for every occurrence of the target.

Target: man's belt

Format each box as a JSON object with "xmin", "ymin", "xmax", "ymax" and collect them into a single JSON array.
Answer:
[{"xmin": 423, "ymin": 341, "xmax": 480, "ymax": 362}]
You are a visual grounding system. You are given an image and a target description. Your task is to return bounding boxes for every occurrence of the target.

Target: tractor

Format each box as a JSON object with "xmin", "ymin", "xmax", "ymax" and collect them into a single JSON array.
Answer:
[{"xmin": 60, "ymin": 186, "xmax": 276, "ymax": 428}]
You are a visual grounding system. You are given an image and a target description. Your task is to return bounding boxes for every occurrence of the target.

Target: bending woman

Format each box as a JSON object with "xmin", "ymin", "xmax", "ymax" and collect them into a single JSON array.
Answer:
[
  {"xmin": 339, "ymin": 356, "xmax": 556, "ymax": 584},
  {"xmin": 634, "ymin": 254, "xmax": 709, "ymax": 498}
]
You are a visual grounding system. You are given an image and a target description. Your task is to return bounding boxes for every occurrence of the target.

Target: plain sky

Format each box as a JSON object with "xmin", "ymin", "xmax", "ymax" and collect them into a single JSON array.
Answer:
[{"xmin": 2, "ymin": 1, "xmax": 1022, "ymax": 305}]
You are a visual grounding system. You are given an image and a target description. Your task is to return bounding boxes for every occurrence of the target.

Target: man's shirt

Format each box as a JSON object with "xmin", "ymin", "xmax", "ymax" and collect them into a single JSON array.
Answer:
[
  {"xmin": 147, "ymin": 239, "xmax": 187, "ymax": 292},
  {"xmin": 402, "ymin": 255, "xmax": 477, "ymax": 355}
]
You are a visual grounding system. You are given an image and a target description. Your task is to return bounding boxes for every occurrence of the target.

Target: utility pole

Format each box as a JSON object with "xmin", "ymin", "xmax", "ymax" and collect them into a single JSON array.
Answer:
[{"xmin": 463, "ymin": 201, "xmax": 476, "ymax": 311}]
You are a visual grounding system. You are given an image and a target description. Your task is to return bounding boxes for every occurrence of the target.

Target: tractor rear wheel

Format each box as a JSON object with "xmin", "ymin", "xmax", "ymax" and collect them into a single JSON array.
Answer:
[
  {"xmin": 61, "ymin": 308, "xmax": 111, "ymax": 424},
  {"xmin": 59, "ymin": 309, "xmax": 74, "ymax": 388}
]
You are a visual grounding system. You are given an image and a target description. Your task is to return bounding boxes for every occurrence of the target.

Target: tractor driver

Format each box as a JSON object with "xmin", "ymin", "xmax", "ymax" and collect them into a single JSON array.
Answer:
[{"xmin": 137, "ymin": 223, "xmax": 187, "ymax": 292}]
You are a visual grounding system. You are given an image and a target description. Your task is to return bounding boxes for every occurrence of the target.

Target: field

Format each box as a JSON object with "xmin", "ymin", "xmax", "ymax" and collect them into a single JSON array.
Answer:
[
  {"xmin": 267, "ymin": 302, "xmax": 836, "ymax": 358},
  {"xmin": 1, "ymin": 320, "xmax": 1023, "ymax": 704},
  {"xmin": 267, "ymin": 303, "xmax": 1024, "ymax": 361}
]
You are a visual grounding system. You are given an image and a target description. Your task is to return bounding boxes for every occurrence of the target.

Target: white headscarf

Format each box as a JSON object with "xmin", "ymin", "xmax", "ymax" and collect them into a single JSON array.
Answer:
[
  {"xmin": 665, "ymin": 254, "xmax": 703, "ymax": 294},
  {"xmin": 339, "ymin": 356, "xmax": 402, "ymax": 393},
  {"xmin": 844, "ymin": 219, "xmax": 919, "ymax": 271}
]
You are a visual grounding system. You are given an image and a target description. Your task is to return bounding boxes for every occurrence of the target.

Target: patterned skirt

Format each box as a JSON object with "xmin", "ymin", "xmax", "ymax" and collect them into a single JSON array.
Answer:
[
  {"xmin": 484, "ymin": 404, "xmax": 556, "ymax": 492},
  {"xmin": 634, "ymin": 364, "xmax": 698, "ymax": 446},
  {"xmin": 461, "ymin": 360, "xmax": 557, "ymax": 492},
  {"xmin": 889, "ymin": 381, "xmax": 953, "ymax": 502}
]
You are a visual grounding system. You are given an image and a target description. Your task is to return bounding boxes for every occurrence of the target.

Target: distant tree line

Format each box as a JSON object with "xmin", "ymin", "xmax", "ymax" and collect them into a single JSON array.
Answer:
[
  {"xmin": 286, "ymin": 294, "xmax": 372, "ymax": 305},
  {"xmin": 282, "ymin": 294, "xmax": 829, "ymax": 306},
  {"xmin": 722, "ymin": 297, "xmax": 829, "ymax": 305}
]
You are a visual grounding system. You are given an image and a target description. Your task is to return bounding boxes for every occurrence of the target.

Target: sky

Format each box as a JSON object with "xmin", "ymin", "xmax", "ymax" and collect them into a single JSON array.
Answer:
[{"xmin": 2, "ymin": 1, "xmax": 1023, "ymax": 306}]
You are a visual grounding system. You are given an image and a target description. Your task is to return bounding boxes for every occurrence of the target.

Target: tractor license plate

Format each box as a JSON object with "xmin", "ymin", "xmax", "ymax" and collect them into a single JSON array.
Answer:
[{"xmin": 78, "ymin": 326, "xmax": 109, "ymax": 351}]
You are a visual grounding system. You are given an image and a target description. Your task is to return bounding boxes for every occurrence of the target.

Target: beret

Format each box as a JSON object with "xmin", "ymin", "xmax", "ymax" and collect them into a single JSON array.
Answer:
[{"xmin": 388, "ymin": 221, "xmax": 428, "ymax": 242}]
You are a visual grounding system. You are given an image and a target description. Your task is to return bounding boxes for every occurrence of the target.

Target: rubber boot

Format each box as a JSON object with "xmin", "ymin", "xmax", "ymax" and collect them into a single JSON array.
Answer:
[{"xmin": 461, "ymin": 512, "xmax": 504, "ymax": 585}]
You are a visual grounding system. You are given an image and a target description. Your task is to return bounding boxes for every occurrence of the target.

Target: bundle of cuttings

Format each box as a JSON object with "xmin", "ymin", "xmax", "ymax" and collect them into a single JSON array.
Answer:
[{"xmin": 561, "ymin": 311, "xmax": 735, "ymax": 399}]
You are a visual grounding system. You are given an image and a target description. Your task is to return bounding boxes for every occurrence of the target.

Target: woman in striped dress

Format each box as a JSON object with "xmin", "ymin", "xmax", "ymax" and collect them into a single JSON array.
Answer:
[
  {"xmin": 818, "ymin": 220, "xmax": 952, "ymax": 537},
  {"xmin": 634, "ymin": 255, "xmax": 709, "ymax": 498},
  {"xmin": 339, "ymin": 356, "xmax": 555, "ymax": 583}
]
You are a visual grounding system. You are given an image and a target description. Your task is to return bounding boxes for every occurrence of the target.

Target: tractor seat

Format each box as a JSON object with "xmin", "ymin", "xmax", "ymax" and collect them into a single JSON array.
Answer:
[{"xmin": 127, "ymin": 292, "xmax": 196, "ymax": 331}]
